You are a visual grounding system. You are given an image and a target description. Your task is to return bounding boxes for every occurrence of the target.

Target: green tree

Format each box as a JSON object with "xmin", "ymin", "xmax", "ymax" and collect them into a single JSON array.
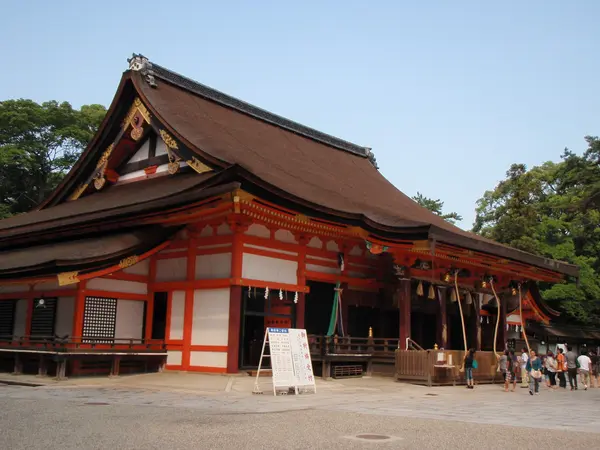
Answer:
[
  {"xmin": 413, "ymin": 192, "xmax": 463, "ymax": 224},
  {"xmin": 473, "ymin": 137, "xmax": 600, "ymax": 324},
  {"xmin": 0, "ymin": 99, "xmax": 106, "ymax": 217}
]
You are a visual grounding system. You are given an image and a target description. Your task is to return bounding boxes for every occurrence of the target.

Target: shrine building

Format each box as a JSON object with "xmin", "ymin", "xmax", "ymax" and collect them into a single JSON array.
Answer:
[{"xmin": 0, "ymin": 55, "xmax": 578, "ymax": 378}]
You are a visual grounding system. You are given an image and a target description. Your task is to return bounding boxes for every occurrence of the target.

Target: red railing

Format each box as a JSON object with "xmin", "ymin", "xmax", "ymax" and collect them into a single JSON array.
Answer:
[{"xmin": 0, "ymin": 335, "xmax": 166, "ymax": 353}]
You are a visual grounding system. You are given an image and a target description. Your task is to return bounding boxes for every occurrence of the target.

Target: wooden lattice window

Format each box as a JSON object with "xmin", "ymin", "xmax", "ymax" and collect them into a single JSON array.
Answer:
[
  {"xmin": 30, "ymin": 297, "xmax": 57, "ymax": 337},
  {"xmin": 0, "ymin": 300, "xmax": 17, "ymax": 337},
  {"xmin": 83, "ymin": 297, "xmax": 117, "ymax": 343}
]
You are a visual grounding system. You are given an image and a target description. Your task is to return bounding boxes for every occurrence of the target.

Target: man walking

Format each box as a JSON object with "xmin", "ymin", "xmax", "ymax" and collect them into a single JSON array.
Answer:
[
  {"xmin": 566, "ymin": 345, "xmax": 578, "ymax": 390},
  {"xmin": 577, "ymin": 350, "xmax": 592, "ymax": 390},
  {"xmin": 520, "ymin": 348, "xmax": 529, "ymax": 388}
]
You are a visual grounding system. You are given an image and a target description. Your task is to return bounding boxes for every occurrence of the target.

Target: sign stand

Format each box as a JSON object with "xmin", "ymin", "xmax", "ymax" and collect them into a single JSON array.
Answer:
[{"xmin": 253, "ymin": 327, "xmax": 316, "ymax": 396}]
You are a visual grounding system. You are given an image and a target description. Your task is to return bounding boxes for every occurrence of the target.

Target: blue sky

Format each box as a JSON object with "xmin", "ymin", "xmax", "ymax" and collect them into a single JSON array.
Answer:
[{"xmin": 1, "ymin": 1, "xmax": 598, "ymax": 229}]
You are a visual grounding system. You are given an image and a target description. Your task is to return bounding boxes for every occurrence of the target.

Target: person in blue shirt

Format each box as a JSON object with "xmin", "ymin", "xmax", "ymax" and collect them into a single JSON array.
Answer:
[
  {"xmin": 526, "ymin": 350, "xmax": 543, "ymax": 395},
  {"xmin": 464, "ymin": 348, "xmax": 476, "ymax": 389}
]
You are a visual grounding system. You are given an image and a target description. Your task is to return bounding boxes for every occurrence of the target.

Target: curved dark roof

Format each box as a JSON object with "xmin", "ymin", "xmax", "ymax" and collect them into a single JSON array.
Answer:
[
  {"xmin": 0, "ymin": 226, "xmax": 173, "ymax": 280},
  {"xmin": 132, "ymin": 64, "xmax": 578, "ymax": 278}
]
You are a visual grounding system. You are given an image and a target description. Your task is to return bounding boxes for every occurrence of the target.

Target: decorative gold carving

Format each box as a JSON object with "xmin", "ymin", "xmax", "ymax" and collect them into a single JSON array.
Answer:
[
  {"xmin": 96, "ymin": 144, "xmax": 115, "ymax": 169},
  {"xmin": 94, "ymin": 176, "xmax": 106, "ymax": 190},
  {"xmin": 130, "ymin": 126, "xmax": 143, "ymax": 141},
  {"xmin": 159, "ymin": 129, "xmax": 178, "ymax": 149},
  {"xmin": 122, "ymin": 97, "xmax": 151, "ymax": 129},
  {"xmin": 167, "ymin": 161, "xmax": 180, "ymax": 175},
  {"xmin": 69, "ymin": 183, "xmax": 88, "ymax": 201},
  {"xmin": 186, "ymin": 157, "xmax": 212, "ymax": 174},
  {"xmin": 119, "ymin": 255, "xmax": 139, "ymax": 269},
  {"xmin": 57, "ymin": 271, "xmax": 80, "ymax": 286},
  {"xmin": 296, "ymin": 214, "xmax": 309, "ymax": 223}
]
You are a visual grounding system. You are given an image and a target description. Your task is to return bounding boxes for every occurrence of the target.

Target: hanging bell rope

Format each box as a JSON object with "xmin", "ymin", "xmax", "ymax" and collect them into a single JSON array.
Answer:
[
  {"xmin": 489, "ymin": 278, "xmax": 502, "ymax": 358},
  {"xmin": 416, "ymin": 280, "xmax": 424, "ymax": 297},
  {"xmin": 428, "ymin": 284, "xmax": 436, "ymax": 300},
  {"xmin": 454, "ymin": 271, "xmax": 468, "ymax": 354},
  {"xmin": 518, "ymin": 283, "xmax": 532, "ymax": 354}
]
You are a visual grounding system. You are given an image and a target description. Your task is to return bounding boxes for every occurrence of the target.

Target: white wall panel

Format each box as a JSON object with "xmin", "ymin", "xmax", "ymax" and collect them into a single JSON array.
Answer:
[
  {"xmin": 115, "ymin": 300, "xmax": 144, "ymax": 341},
  {"xmin": 216, "ymin": 223, "xmax": 232, "ymax": 235},
  {"xmin": 86, "ymin": 278, "xmax": 147, "ymax": 295},
  {"xmin": 55, "ymin": 297, "xmax": 75, "ymax": 337},
  {"xmin": 190, "ymin": 351, "xmax": 227, "ymax": 368},
  {"xmin": 308, "ymin": 237, "xmax": 322, "ymax": 249},
  {"xmin": 156, "ymin": 257, "xmax": 187, "ymax": 282},
  {"xmin": 191, "ymin": 289, "xmax": 230, "ymax": 346},
  {"xmin": 274, "ymin": 229, "xmax": 296, "ymax": 243},
  {"xmin": 326, "ymin": 241, "xmax": 340, "ymax": 252},
  {"xmin": 123, "ymin": 259, "xmax": 150, "ymax": 276},
  {"xmin": 166, "ymin": 351, "xmax": 182, "ymax": 366},
  {"xmin": 12, "ymin": 299, "xmax": 28, "ymax": 337},
  {"xmin": 245, "ymin": 223, "xmax": 270, "ymax": 238},
  {"xmin": 127, "ymin": 139, "xmax": 150, "ymax": 163},
  {"xmin": 195, "ymin": 254, "xmax": 231, "ymax": 279},
  {"xmin": 242, "ymin": 253, "xmax": 297, "ymax": 284},
  {"xmin": 155, "ymin": 137, "xmax": 168, "ymax": 156},
  {"xmin": 169, "ymin": 291, "xmax": 185, "ymax": 340}
]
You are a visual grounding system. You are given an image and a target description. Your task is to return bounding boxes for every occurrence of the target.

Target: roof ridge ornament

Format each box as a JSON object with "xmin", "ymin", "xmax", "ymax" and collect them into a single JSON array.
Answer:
[
  {"xmin": 127, "ymin": 53, "xmax": 157, "ymax": 88},
  {"xmin": 365, "ymin": 147, "xmax": 378, "ymax": 169}
]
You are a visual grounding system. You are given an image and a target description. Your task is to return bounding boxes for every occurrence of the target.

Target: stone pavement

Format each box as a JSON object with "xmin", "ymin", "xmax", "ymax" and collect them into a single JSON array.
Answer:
[{"xmin": 1, "ymin": 372, "xmax": 600, "ymax": 434}]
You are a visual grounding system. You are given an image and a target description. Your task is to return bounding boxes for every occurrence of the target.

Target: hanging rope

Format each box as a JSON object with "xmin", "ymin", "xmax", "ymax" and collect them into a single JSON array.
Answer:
[
  {"xmin": 490, "ymin": 278, "xmax": 502, "ymax": 357},
  {"xmin": 454, "ymin": 271, "xmax": 468, "ymax": 353},
  {"xmin": 518, "ymin": 283, "xmax": 531, "ymax": 354}
]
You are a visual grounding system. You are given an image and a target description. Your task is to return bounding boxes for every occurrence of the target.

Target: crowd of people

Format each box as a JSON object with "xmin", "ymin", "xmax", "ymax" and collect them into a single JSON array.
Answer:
[{"xmin": 463, "ymin": 346, "xmax": 600, "ymax": 395}]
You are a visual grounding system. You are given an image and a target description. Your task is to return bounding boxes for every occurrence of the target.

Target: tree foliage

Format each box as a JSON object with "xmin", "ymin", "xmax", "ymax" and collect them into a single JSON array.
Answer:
[
  {"xmin": 473, "ymin": 137, "xmax": 600, "ymax": 324},
  {"xmin": 413, "ymin": 192, "xmax": 463, "ymax": 225},
  {"xmin": 0, "ymin": 99, "xmax": 106, "ymax": 218}
]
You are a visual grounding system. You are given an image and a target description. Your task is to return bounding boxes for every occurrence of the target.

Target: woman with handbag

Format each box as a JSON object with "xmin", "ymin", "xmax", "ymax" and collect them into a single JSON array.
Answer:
[{"xmin": 526, "ymin": 350, "xmax": 543, "ymax": 395}]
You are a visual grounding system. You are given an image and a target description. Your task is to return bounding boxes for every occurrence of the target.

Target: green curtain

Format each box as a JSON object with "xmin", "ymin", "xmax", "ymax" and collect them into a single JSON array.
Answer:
[{"xmin": 326, "ymin": 281, "xmax": 341, "ymax": 336}]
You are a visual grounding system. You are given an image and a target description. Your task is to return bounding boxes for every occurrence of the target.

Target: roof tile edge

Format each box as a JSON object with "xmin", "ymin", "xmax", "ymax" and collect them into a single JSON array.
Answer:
[{"xmin": 127, "ymin": 53, "xmax": 377, "ymax": 166}]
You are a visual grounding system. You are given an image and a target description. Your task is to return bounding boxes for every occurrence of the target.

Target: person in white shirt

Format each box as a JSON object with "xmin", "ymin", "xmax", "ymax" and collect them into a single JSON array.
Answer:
[
  {"xmin": 520, "ymin": 348, "xmax": 529, "ymax": 388},
  {"xmin": 577, "ymin": 350, "xmax": 592, "ymax": 390}
]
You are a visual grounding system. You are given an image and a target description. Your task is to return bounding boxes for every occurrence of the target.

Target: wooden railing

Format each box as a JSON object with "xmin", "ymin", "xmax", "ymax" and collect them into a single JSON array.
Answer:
[
  {"xmin": 308, "ymin": 335, "xmax": 399, "ymax": 362},
  {"xmin": 395, "ymin": 349, "xmax": 501, "ymax": 386},
  {"xmin": 0, "ymin": 335, "xmax": 166, "ymax": 352}
]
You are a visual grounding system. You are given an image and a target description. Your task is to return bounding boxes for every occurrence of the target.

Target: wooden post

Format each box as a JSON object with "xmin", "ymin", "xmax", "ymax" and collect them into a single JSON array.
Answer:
[
  {"xmin": 398, "ymin": 278, "xmax": 411, "ymax": 350},
  {"xmin": 496, "ymin": 293, "xmax": 507, "ymax": 352},
  {"xmin": 181, "ymin": 237, "xmax": 197, "ymax": 370},
  {"xmin": 110, "ymin": 356, "xmax": 121, "ymax": 377},
  {"xmin": 472, "ymin": 295, "xmax": 482, "ymax": 351},
  {"xmin": 226, "ymin": 221, "xmax": 246, "ymax": 373},
  {"xmin": 145, "ymin": 256, "xmax": 157, "ymax": 340},
  {"xmin": 13, "ymin": 353, "xmax": 23, "ymax": 375},
  {"xmin": 295, "ymin": 235, "xmax": 308, "ymax": 329},
  {"xmin": 38, "ymin": 354, "xmax": 47, "ymax": 377},
  {"xmin": 437, "ymin": 287, "xmax": 448, "ymax": 349}
]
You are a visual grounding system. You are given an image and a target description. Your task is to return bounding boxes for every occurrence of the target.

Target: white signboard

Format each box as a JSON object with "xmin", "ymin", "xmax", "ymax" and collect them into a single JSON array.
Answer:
[
  {"xmin": 267, "ymin": 328, "xmax": 296, "ymax": 388},
  {"xmin": 289, "ymin": 329, "xmax": 316, "ymax": 389}
]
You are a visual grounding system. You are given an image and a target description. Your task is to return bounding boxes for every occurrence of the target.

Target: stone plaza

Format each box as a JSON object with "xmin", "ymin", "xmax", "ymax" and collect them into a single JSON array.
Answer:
[{"xmin": 1, "ymin": 373, "xmax": 599, "ymax": 449}]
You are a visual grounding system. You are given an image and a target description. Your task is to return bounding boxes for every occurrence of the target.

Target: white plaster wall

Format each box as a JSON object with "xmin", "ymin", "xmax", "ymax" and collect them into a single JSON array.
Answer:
[
  {"xmin": 0, "ymin": 285, "xmax": 29, "ymax": 294},
  {"xmin": 199, "ymin": 225, "xmax": 213, "ymax": 237},
  {"xmin": 166, "ymin": 350, "xmax": 182, "ymax": 366},
  {"xmin": 195, "ymin": 253, "xmax": 232, "ymax": 279},
  {"xmin": 349, "ymin": 245, "xmax": 363, "ymax": 256},
  {"xmin": 169, "ymin": 291, "xmax": 185, "ymax": 340},
  {"xmin": 274, "ymin": 229, "xmax": 296, "ymax": 243},
  {"xmin": 127, "ymin": 139, "xmax": 150, "ymax": 163},
  {"xmin": 86, "ymin": 278, "xmax": 147, "ymax": 295},
  {"xmin": 190, "ymin": 351, "xmax": 227, "ymax": 368},
  {"xmin": 155, "ymin": 137, "xmax": 167, "ymax": 156},
  {"xmin": 307, "ymin": 237, "xmax": 322, "ymax": 249},
  {"xmin": 115, "ymin": 300, "xmax": 145, "ymax": 341},
  {"xmin": 326, "ymin": 241, "xmax": 340, "ymax": 252},
  {"xmin": 123, "ymin": 259, "xmax": 150, "ymax": 276},
  {"xmin": 242, "ymin": 253, "xmax": 298, "ymax": 284},
  {"xmin": 191, "ymin": 289, "xmax": 229, "ymax": 346},
  {"xmin": 54, "ymin": 297, "xmax": 75, "ymax": 337},
  {"xmin": 245, "ymin": 223, "xmax": 270, "ymax": 238},
  {"xmin": 245, "ymin": 244, "xmax": 297, "ymax": 256},
  {"xmin": 216, "ymin": 223, "xmax": 232, "ymax": 235},
  {"xmin": 156, "ymin": 257, "xmax": 187, "ymax": 282},
  {"xmin": 12, "ymin": 299, "xmax": 28, "ymax": 337},
  {"xmin": 507, "ymin": 314, "xmax": 521, "ymax": 323}
]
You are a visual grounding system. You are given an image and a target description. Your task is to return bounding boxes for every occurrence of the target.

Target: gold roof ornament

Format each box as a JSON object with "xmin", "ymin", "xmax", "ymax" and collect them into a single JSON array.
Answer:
[
  {"xmin": 186, "ymin": 156, "xmax": 212, "ymax": 174},
  {"xmin": 119, "ymin": 255, "xmax": 139, "ymax": 269},
  {"xmin": 57, "ymin": 271, "xmax": 80, "ymax": 286}
]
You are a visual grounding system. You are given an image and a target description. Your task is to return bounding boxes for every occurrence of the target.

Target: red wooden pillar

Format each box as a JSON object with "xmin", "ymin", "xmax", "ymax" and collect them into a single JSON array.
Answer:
[
  {"xmin": 227, "ymin": 222, "xmax": 245, "ymax": 373},
  {"xmin": 182, "ymin": 237, "xmax": 196, "ymax": 370},
  {"xmin": 471, "ymin": 294, "xmax": 481, "ymax": 351},
  {"xmin": 437, "ymin": 287, "xmax": 448, "ymax": 349},
  {"xmin": 145, "ymin": 256, "xmax": 157, "ymax": 341},
  {"xmin": 24, "ymin": 296, "xmax": 34, "ymax": 337},
  {"xmin": 72, "ymin": 280, "xmax": 87, "ymax": 338},
  {"xmin": 295, "ymin": 235, "xmax": 307, "ymax": 329},
  {"xmin": 398, "ymin": 278, "xmax": 411, "ymax": 350}
]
